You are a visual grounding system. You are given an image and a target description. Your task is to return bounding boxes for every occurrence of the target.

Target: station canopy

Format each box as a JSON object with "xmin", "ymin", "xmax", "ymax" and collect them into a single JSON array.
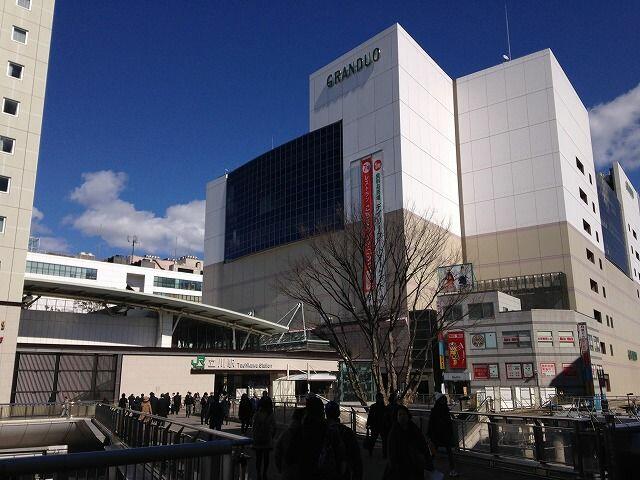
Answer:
[{"xmin": 23, "ymin": 277, "xmax": 288, "ymax": 336}]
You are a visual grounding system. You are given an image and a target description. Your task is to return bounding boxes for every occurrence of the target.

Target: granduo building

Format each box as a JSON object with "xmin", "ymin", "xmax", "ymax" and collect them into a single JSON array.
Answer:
[{"xmin": 205, "ymin": 24, "xmax": 640, "ymax": 401}]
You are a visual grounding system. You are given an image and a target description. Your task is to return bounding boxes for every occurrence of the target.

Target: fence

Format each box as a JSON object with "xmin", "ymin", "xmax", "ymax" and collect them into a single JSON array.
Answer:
[{"xmin": 0, "ymin": 401, "xmax": 96, "ymax": 420}]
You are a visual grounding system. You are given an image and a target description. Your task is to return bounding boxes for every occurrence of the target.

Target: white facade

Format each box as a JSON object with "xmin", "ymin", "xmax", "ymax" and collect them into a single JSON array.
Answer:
[
  {"xmin": 26, "ymin": 251, "xmax": 203, "ymax": 311},
  {"xmin": 309, "ymin": 24, "xmax": 460, "ymax": 234},
  {"xmin": 457, "ymin": 49, "xmax": 602, "ymax": 250}
]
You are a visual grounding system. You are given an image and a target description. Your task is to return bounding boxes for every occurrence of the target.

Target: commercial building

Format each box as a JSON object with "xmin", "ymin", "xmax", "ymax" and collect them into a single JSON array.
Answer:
[
  {"xmin": 0, "ymin": 0, "xmax": 55, "ymax": 402},
  {"xmin": 204, "ymin": 23, "xmax": 640, "ymax": 398}
]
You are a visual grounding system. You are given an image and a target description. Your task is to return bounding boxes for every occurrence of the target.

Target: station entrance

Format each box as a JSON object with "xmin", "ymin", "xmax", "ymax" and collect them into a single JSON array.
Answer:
[{"xmin": 213, "ymin": 372, "xmax": 271, "ymax": 399}]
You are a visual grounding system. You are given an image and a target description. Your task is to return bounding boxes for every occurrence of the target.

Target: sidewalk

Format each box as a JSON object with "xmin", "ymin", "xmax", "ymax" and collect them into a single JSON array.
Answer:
[{"xmin": 172, "ymin": 412, "xmax": 533, "ymax": 479}]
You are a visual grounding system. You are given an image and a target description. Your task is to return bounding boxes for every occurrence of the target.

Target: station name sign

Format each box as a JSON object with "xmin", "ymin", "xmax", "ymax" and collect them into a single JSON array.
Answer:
[
  {"xmin": 327, "ymin": 48, "xmax": 381, "ymax": 88},
  {"xmin": 191, "ymin": 355, "xmax": 273, "ymax": 371}
]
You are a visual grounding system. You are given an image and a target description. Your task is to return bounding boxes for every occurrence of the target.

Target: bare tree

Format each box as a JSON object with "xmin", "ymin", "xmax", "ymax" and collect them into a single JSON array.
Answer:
[{"xmin": 278, "ymin": 208, "xmax": 471, "ymax": 406}]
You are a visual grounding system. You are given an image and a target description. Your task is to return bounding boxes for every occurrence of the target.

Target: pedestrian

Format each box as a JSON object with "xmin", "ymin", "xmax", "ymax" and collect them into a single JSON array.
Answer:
[
  {"xmin": 382, "ymin": 392, "xmax": 400, "ymax": 458},
  {"xmin": 174, "ymin": 392, "xmax": 182, "ymax": 415},
  {"xmin": 200, "ymin": 392, "xmax": 209, "ymax": 425},
  {"xmin": 170, "ymin": 393, "xmax": 175, "ymax": 414},
  {"xmin": 325, "ymin": 401, "xmax": 363, "ymax": 480},
  {"xmin": 118, "ymin": 393, "xmax": 128, "ymax": 409},
  {"xmin": 193, "ymin": 392, "xmax": 200, "ymax": 415},
  {"xmin": 134, "ymin": 395, "xmax": 142, "ymax": 411},
  {"xmin": 275, "ymin": 408, "xmax": 305, "ymax": 479},
  {"xmin": 128, "ymin": 393, "xmax": 135, "ymax": 409},
  {"xmin": 60, "ymin": 395, "xmax": 70, "ymax": 417},
  {"xmin": 222, "ymin": 394, "xmax": 231, "ymax": 425},
  {"xmin": 427, "ymin": 392, "xmax": 458, "ymax": 477},
  {"xmin": 239, "ymin": 393, "xmax": 253, "ymax": 433},
  {"xmin": 365, "ymin": 392, "xmax": 386, "ymax": 457},
  {"xmin": 185, "ymin": 391, "xmax": 194, "ymax": 418},
  {"xmin": 252, "ymin": 396, "xmax": 277, "ymax": 480},
  {"xmin": 208, "ymin": 393, "xmax": 224, "ymax": 431},
  {"xmin": 149, "ymin": 392, "xmax": 158, "ymax": 414},
  {"xmin": 384, "ymin": 405, "xmax": 433, "ymax": 480},
  {"xmin": 285, "ymin": 394, "xmax": 346, "ymax": 480},
  {"xmin": 251, "ymin": 392, "xmax": 259, "ymax": 412},
  {"xmin": 139, "ymin": 396, "xmax": 153, "ymax": 422}
]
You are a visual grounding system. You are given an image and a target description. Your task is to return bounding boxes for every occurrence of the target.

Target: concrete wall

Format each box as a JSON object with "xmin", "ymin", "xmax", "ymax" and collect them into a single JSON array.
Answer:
[{"xmin": 0, "ymin": 0, "xmax": 55, "ymax": 402}]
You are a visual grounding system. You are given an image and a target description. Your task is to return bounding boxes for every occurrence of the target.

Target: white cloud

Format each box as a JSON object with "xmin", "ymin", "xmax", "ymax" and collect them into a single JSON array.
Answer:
[
  {"xmin": 38, "ymin": 236, "xmax": 70, "ymax": 253},
  {"xmin": 30, "ymin": 207, "xmax": 69, "ymax": 252},
  {"xmin": 590, "ymin": 82, "xmax": 640, "ymax": 170},
  {"xmin": 30, "ymin": 207, "xmax": 51, "ymax": 235},
  {"xmin": 67, "ymin": 170, "xmax": 205, "ymax": 255}
]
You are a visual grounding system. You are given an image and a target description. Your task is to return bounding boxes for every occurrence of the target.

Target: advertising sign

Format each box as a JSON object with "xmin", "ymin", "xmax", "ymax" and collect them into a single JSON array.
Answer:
[
  {"xmin": 372, "ymin": 152, "xmax": 386, "ymax": 297},
  {"xmin": 471, "ymin": 334, "xmax": 486, "ymax": 349},
  {"xmin": 361, "ymin": 156, "xmax": 374, "ymax": 295},
  {"xmin": 506, "ymin": 363, "xmax": 523, "ymax": 379},
  {"xmin": 473, "ymin": 364, "xmax": 489, "ymax": 379},
  {"xmin": 577, "ymin": 322, "xmax": 593, "ymax": 393},
  {"xmin": 488, "ymin": 364, "xmax": 499, "ymax": 379},
  {"xmin": 437, "ymin": 263, "xmax": 474, "ymax": 293},
  {"xmin": 540, "ymin": 363, "xmax": 557, "ymax": 377},
  {"xmin": 447, "ymin": 331, "xmax": 467, "ymax": 369},
  {"xmin": 522, "ymin": 363, "xmax": 534, "ymax": 378}
]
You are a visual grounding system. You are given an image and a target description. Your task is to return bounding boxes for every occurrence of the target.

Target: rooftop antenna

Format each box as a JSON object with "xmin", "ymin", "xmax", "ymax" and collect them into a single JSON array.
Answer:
[
  {"xmin": 503, "ymin": 1, "xmax": 512, "ymax": 61},
  {"xmin": 127, "ymin": 235, "xmax": 138, "ymax": 261}
]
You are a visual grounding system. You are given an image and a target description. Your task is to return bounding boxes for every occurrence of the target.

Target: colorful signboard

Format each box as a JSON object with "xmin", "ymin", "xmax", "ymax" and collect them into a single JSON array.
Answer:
[
  {"xmin": 473, "ymin": 363, "xmax": 499, "ymax": 380},
  {"xmin": 522, "ymin": 363, "xmax": 535, "ymax": 378},
  {"xmin": 372, "ymin": 153, "xmax": 385, "ymax": 298},
  {"xmin": 361, "ymin": 156, "xmax": 374, "ymax": 295},
  {"xmin": 540, "ymin": 363, "xmax": 557, "ymax": 377},
  {"xmin": 506, "ymin": 363, "xmax": 523, "ymax": 379},
  {"xmin": 437, "ymin": 263, "xmax": 474, "ymax": 293},
  {"xmin": 447, "ymin": 331, "xmax": 467, "ymax": 369},
  {"xmin": 577, "ymin": 322, "xmax": 593, "ymax": 394}
]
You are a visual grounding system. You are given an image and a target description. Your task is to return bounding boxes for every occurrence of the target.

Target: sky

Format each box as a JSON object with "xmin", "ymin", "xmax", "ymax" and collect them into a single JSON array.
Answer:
[{"xmin": 33, "ymin": 0, "xmax": 640, "ymax": 257}]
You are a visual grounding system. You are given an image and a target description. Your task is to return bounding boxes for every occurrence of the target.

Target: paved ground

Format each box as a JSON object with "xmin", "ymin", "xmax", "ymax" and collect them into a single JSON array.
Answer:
[{"xmin": 170, "ymin": 412, "xmax": 534, "ymax": 479}]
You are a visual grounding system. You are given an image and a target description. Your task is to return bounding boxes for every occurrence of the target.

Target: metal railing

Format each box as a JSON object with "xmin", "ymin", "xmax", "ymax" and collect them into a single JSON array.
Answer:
[{"xmin": 0, "ymin": 401, "xmax": 97, "ymax": 420}]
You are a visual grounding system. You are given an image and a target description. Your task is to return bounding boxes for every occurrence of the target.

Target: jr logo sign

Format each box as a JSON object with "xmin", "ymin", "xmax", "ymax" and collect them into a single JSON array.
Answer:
[{"xmin": 191, "ymin": 355, "xmax": 205, "ymax": 370}]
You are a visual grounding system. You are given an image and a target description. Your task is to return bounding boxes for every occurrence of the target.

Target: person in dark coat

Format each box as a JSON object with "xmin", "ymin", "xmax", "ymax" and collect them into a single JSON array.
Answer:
[
  {"xmin": 427, "ymin": 392, "xmax": 458, "ymax": 477},
  {"xmin": 127, "ymin": 393, "xmax": 135, "ymax": 409},
  {"xmin": 200, "ymin": 392, "xmax": 209, "ymax": 425},
  {"xmin": 239, "ymin": 393, "xmax": 253, "ymax": 433},
  {"xmin": 208, "ymin": 393, "xmax": 224, "ymax": 431},
  {"xmin": 366, "ymin": 392, "xmax": 386, "ymax": 457},
  {"xmin": 184, "ymin": 392, "xmax": 194, "ymax": 417},
  {"xmin": 252, "ymin": 397, "xmax": 277, "ymax": 480},
  {"xmin": 382, "ymin": 392, "xmax": 400, "ymax": 458},
  {"xmin": 174, "ymin": 392, "xmax": 182, "ymax": 415},
  {"xmin": 158, "ymin": 393, "xmax": 170, "ymax": 418},
  {"xmin": 384, "ymin": 405, "xmax": 432, "ymax": 480},
  {"xmin": 149, "ymin": 392, "xmax": 158, "ymax": 414},
  {"xmin": 326, "ymin": 401, "xmax": 363, "ymax": 480},
  {"xmin": 118, "ymin": 393, "xmax": 128, "ymax": 409}
]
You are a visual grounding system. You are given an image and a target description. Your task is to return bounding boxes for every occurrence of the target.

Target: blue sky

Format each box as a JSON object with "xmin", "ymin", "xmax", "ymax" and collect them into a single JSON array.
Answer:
[{"xmin": 33, "ymin": 0, "xmax": 640, "ymax": 256}]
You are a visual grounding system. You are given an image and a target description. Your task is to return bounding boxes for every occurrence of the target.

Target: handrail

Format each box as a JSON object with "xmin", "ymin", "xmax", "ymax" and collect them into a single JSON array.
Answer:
[{"xmin": 0, "ymin": 440, "xmax": 235, "ymax": 475}]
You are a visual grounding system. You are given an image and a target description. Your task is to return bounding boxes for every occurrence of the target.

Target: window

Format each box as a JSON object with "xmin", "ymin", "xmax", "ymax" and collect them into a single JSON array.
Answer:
[
  {"xmin": 0, "ymin": 136, "xmax": 15, "ymax": 154},
  {"xmin": 537, "ymin": 331, "xmax": 553, "ymax": 346},
  {"xmin": 602, "ymin": 286, "xmax": 606, "ymax": 298},
  {"xmin": 502, "ymin": 330, "xmax": 532, "ymax": 348},
  {"xmin": 579, "ymin": 188, "xmax": 588, "ymax": 204},
  {"xmin": 2, "ymin": 98, "xmax": 19, "ymax": 116},
  {"xmin": 0, "ymin": 175, "xmax": 9, "ymax": 193},
  {"xmin": 586, "ymin": 249, "xmax": 595, "ymax": 263},
  {"xmin": 468, "ymin": 302, "xmax": 495, "ymax": 320},
  {"xmin": 626, "ymin": 181, "xmax": 635, "ymax": 199},
  {"xmin": 583, "ymin": 219, "xmax": 591, "ymax": 235},
  {"xmin": 592, "ymin": 202, "xmax": 596, "ymax": 213},
  {"xmin": 17, "ymin": 0, "xmax": 31, "ymax": 9},
  {"xmin": 610, "ymin": 316, "xmax": 614, "ymax": 329},
  {"xmin": 12, "ymin": 26, "xmax": 28, "ymax": 44},
  {"xmin": 594, "ymin": 309, "xmax": 602, "ymax": 323},
  {"xmin": 610, "ymin": 344, "xmax": 614, "ymax": 356},
  {"xmin": 558, "ymin": 331, "xmax": 575, "ymax": 347},
  {"xmin": 0, "ymin": 216, "xmax": 5, "ymax": 233},
  {"xmin": 443, "ymin": 304, "xmax": 463, "ymax": 323},
  {"xmin": 606, "ymin": 315, "xmax": 610, "ymax": 327},
  {"xmin": 576, "ymin": 157, "xmax": 584, "ymax": 173},
  {"xmin": 153, "ymin": 276, "xmax": 202, "ymax": 291},
  {"xmin": 506, "ymin": 363, "xmax": 534, "ymax": 379},
  {"xmin": 596, "ymin": 231, "xmax": 599, "ymax": 243},
  {"xmin": 589, "ymin": 173, "xmax": 592, "ymax": 185},
  {"xmin": 589, "ymin": 335, "xmax": 600, "ymax": 352},
  {"xmin": 470, "ymin": 332, "xmax": 497, "ymax": 349},
  {"xmin": 634, "ymin": 230, "xmax": 638, "ymax": 240},
  {"xmin": 629, "ymin": 350, "xmax": 638, "ymax": 362},
  {"xmin": 599, "ymin": 258, "xmax": 603, "ymax": 270},
  {"xmin": 600, "ymin": 341, "xmax": 606, "ymax": 354},
  {"xmin": 25, "ymin": 260, "xmax": 98, "ymax": 280},
  {"xmin": 590, "ymin": 279, "xmax": 598, "ymax": 293},
  {"xmin": 7, "ymin": 61, "xmax": 23, "ymax": 79},
  {"xmin": 636, "ymin": 252, "xmax": 639, "ymax": 261}
]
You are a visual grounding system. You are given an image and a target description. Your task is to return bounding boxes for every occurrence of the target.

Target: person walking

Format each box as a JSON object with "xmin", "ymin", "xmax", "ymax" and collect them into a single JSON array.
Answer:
[
  {"xmin": 157, "ymin": 393, "xmax": 169, "ymax": 418},
  {"xmin": 239, "ymin": 393, "xmax": 253, "ymax": 433},
  {"xmin": 428, "ymin": 393, "xmax": 458, "ymax": 477},
  {"xmin": 139, "ymin": 396, "xmax": 153, "ymax": 421},
  {"xmin": 208, "ymin": 394, "xmax": 225, "ymax": 431},
  {"xmin": 193, "ymin": 392, "xmax": 200, "ymax": 416},
  {"xmin": 384, "ymin": 405, "xmax": 432, "ymax": 480},
  {"xmin": 221, "ymin": 394, "xmax": 231, "ymax": 425},
  {"xmin": 174, "ymin": 392, "xmax": 182, "ymax": 415},
  {"xmin": 200, "ymin": 392, "xmax": 209, "ymax": 425},
  {"xmin": 60, "ymin": 396, "xmax": 71, "ymax": 418},
  {"xmin": 325, "ymin": 401, "xmax": 363, "ymax": 480},
  {"xmin": 252, "ymin": 397, "xmax": 277, "ymax": 480},
  {"xmin": 274, "ymin": 408, "xmax": 305, "ymax": 479},
  {"xmin": 381, "ymin": 392, "xmax": 400, "ymax": 459},
  {"xmin": 128, "ymin": 393, "xmax": 135, "ymax": 409},
  {"xmin": 365, "ymin": 392, "xmax": 386, "ymax": 457},
  {"xmin": 118, "ymin": 393, "xmax": 128, "ymax": 409},
  {"xmin": 149, "ymin": 392, "xmax": 158, "ymax": 414},
  {"xmin": 185, "ymin": 392, "xmax": 194, "ymax": 418}
]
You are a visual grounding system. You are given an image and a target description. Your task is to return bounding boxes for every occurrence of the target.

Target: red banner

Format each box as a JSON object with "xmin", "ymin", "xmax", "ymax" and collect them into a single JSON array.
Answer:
[
  {"xmin": 447, "ymin": 331, "xmax": 466, "ymax": 369},
  {"xmin": 361, "ymin": 156, "xmax": 374, "ymax": 295},
  {"xmin": 473, "ymin": 364, "xmax": 489, "ymax": 379}
]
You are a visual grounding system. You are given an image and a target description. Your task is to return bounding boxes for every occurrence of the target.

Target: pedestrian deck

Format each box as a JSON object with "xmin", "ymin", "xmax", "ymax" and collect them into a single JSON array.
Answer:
[{"xmin": 173, "ymin": 411, "xmax": 534, "ymax": 479}]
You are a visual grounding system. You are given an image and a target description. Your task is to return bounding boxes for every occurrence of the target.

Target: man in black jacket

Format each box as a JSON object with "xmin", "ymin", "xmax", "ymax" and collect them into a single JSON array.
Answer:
[{"xmin": 174, "ymin": 392, "xmax": 182, "ymax": 415}]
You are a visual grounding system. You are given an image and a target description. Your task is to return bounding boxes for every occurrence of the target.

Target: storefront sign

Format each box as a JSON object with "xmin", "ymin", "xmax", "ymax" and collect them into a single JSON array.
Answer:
[
  {"xmin": 471, "ymin": 334, "xmax": 485, "ymax": 348},
  {"xmin": 488, "ymin": 364, "xmax": 499, "ymax": 379},
  {"xmin": 540, "ymin": 363, "xmax": 556, "ymax": 377},
  {"xmin": 437, "ymin": 263, "xmax": 473, "ymax": 293},
  {"xmin": 372, "ymin": 153, "xmax": 385, "ymax": 298},
  {"xmin": 506, "ymin": 363, "xmax": 523, "ymax": 379},
  {"xmin": 577, "ymin": 322, "xmax": 593, "ymax": 392},
  {"xmin": 473, "ymin": 364, "xmax": 498, "ymax": 380},
  {"xmin": 447, "ymin": 331, "xmax": 466, "ymax": 369},
  {"xmin": 537, "ymin": 331, "xmax": 553, "ymax": 343},
  {"xmin": 522, "ymin": 363, "xmax": 534, "ymax": 378},
  {"xmin": 443, "ymin": 372, "xmax": 471, "ymax": 381},
  {"xmin": 559, "ymin": 333, "xmax": 574, "ymax": 344},
  {"xmin": 326, "ymin": 48, "xmax": 381, "ymax": 88}
]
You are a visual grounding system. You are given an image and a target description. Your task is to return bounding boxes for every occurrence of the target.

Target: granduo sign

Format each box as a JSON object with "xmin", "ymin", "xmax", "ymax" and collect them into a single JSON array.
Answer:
[{"xmin": 326, "ymin": 48, "xmax": 381, "ymax": 88}]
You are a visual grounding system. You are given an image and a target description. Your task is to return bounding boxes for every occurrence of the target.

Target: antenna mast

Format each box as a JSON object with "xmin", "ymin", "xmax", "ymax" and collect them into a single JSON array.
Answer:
[
  {"xmin": 504, "ymin": 1, "xmax": 512, "ymax": 61},
  {"xmin": 127, "ymin": 235, "xmax": 138, "ymax": 261}
]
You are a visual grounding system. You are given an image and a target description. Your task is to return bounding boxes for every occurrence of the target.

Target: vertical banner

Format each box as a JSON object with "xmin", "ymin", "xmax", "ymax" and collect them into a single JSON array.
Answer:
[
  {"xmin": 447, "ymin": 331, "xmax": 467, "ymax": 369},
  {"xmin": 438, "ymin": 332, "xmax": 446, "ymax": 370},
  {"xmin": 577, "ymin": 322, "xmax": 594, "ymax": 395},
  {"xmin": 372, "ymin": 152, "xmax": 386, "ymax": 298},
  {"xmin": 360, "ymin": 156, "xmax": 374, "ymax": 296}
]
